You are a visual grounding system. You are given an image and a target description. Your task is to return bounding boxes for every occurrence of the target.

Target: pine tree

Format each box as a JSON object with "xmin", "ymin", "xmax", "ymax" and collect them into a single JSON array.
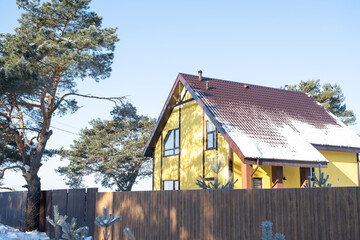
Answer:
[
  {"xmin": 284, "ymin": 80, "xmax": 355, "ymax": 125},
  {"xmin": 57, "ymin": 103, "xmax": 155, "ymax": 191},
  {"xmin": 0, "ymin": 0, "xmax": 118, "ymax": 230}
]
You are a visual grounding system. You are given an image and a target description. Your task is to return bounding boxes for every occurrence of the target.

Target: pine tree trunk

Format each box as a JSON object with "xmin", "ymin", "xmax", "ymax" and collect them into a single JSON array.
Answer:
[
  {"xmin": 24, "ymin": 171, "xmax": 41, "ymax": 231},
  {"xmin": 23, "ymin": 131, "xmax": 51, "ymax": 231}
]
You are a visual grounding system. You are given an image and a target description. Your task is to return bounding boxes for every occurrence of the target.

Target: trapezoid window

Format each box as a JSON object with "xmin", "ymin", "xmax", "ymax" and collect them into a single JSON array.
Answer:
[
  {"xmin": 206, "ymin": 121, "xmax": 217, "ymax": 150},
  {"xmin": 164, "ymin": 128, "xmax": 179, "ymax": 156}
]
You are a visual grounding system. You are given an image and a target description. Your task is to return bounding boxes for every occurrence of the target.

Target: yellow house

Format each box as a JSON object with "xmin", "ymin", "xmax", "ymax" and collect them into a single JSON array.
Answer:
[{"xmin": 143, "ymin": 71, "xmax": 360, "ymax": 190}]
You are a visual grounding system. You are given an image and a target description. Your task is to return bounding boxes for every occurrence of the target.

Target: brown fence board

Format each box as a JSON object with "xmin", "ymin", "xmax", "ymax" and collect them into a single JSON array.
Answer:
[
  {"xmin": 85, "ymin": 188, "xmax": 98, "ymax": 237},
  {"xmin": 67, "ymin": 189, "xmax": 86, "ymax": 227},
  {"xmin": 95, "ymin": 191, "xmax": 114, "ymax": 240},
  {"xmin": 52, "ymin": 189, "xmax": 68, "ymax": 216}
]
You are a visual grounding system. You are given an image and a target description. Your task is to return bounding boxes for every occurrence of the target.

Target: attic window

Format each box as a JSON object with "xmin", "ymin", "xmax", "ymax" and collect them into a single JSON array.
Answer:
[
  {"xmin": 206, "ymin": 121, "xmax": 217, "ymax": 150},
  {"xmin": 164, "ymin": 128, "xmax": 179, "ymax": 156}
]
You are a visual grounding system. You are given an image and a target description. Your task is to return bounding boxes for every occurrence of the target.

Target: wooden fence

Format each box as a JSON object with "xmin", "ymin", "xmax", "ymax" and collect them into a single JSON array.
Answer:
[
  {"xmin": 95, "ymin": 187, "xmax": 360, "ymax": 240},
  {"xmin": 0, "ymin": 191, "xmax": 27, "ymax": 229},
  {"xmin": 1, "ymin": 187, "xmax": 359, "ymax": 239},
  {"xmin": 0, "ymin": 188, "xmax": 98, "ymax": 238}
]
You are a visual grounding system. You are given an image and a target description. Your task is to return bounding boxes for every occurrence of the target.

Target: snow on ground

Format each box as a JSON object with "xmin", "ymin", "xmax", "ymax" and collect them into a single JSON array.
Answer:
[{"xmin": 0, "ymin": 223, "xmax": 49, "ymax": 240}]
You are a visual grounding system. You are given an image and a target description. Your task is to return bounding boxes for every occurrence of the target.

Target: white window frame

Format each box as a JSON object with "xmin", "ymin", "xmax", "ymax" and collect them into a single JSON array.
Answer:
[{"xmin": 163, "ymin": 180, "xmax": 179, "ymax": 190}]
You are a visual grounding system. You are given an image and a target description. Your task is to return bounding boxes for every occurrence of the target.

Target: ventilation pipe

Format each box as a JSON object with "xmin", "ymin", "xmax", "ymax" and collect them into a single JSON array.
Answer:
[{"xmin": 198, "ymin": 70, "xmax": 203, "ymax": 81}]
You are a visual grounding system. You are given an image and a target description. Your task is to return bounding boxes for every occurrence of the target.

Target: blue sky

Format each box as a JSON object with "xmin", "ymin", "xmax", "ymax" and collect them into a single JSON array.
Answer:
[{"xmin": 0, "ymin": 0, "xmax": 359, "ymax": 191}]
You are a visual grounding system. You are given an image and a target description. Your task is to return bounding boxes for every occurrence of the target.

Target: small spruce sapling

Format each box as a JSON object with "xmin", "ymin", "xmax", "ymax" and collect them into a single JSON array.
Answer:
[
  {"xmin": 46, "ymin": 205, "xmax": 92, "ymax": 240},
  {"xmin": 95, "ymin": 207, "xmax": 122, "ymax": 240},
  {"xmin": 261, "ymin": 221, "xmax": 285, "ymax": 240},
  {"xmin": 304, "ymin": 164, "xmax": 331, "ymax": 188},
  {"xmin": 195, "ymin": 150, "xmax": 238, "ymax": 189},
  {"xmin": 46, "ymin": 205, "xmax": 68, "ymax": 240},
  {"xmin": 61, "ymin": 218, "xmax": 91, "ymax": 240}
]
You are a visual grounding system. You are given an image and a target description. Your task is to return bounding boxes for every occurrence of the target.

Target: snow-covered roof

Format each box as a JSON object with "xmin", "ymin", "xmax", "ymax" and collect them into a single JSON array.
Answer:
[{"xmin": 144, "ymin": 73, "xmax": 360, "ymax": 166}]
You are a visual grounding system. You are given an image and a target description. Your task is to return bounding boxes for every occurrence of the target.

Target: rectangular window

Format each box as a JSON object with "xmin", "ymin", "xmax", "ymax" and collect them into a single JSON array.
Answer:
[
  {"xmin": 164, "ymin": 128, "xmax": 180, "ymax": 156},
  {"xmin": 163, "ymin": 180, "xmax": 179, "ymax": 190},
  {"xmin": 206, "ymin": 121, "xmax": 216, "ymax": 150},
  {"xmin": 253, "ymin": 178, "xmax": 262, "ymax": 189}
]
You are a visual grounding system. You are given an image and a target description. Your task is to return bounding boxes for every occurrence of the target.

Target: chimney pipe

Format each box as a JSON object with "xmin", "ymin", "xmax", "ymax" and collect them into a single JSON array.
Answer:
[
  {"xmin": 206, "ymin": 81, "xmax": 209, "ymax": 90},
  {"xmin": 198, "ymin": 70, "xmax": 202, "ymax": 81}
]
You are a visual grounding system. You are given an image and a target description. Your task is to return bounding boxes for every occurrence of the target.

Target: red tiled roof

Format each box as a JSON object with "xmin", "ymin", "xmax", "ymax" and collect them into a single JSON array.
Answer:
[{"xmin": 144, "ymin": 73, "xmax": 360, "ymax": 166}]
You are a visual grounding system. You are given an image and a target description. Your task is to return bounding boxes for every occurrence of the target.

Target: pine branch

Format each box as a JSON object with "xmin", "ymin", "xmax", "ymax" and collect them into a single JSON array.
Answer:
[
  {"xmin": 51, "ymin": 93, "xmax": 126, "ymax": 115},
  {"xmin": 0, "ymin": 165, "xmax": 26, "ymax": 179}
]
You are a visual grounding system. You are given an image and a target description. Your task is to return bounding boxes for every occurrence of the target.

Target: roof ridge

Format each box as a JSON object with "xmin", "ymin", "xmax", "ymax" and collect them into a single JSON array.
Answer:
[{"xmin": 179, "ymin": 72, "xmax": 306, "ymax": 95}]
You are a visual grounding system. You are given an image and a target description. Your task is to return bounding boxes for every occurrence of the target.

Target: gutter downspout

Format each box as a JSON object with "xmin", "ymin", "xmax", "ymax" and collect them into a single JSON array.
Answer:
[{"xmin": 251, "ymin": 159, "xmax": 260, "ymax": 178}]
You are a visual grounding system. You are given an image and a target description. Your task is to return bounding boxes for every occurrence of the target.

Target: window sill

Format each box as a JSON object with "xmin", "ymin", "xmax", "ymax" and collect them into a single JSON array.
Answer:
[{"xmin": 205, "ymin": 147, "xmax": 217, "ymax": 151}]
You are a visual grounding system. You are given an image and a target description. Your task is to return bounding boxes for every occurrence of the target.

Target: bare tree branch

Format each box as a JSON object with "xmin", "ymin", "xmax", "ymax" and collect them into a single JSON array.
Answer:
[{"xmin": 51, "ymin": 93, "xmax": 126, "ymax": 115}]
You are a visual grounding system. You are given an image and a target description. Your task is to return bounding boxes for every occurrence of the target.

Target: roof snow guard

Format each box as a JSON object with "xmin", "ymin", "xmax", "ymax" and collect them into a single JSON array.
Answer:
[{"xmin": 144, "ymin": 73, "xmax": 360, "ymax": 167}]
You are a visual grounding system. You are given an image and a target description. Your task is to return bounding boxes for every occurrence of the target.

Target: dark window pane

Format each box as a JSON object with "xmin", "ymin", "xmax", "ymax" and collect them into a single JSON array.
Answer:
[
  {"xmin": 213, "ymin": 134, "xmax": 216, "ymax": 148},
  {"xmin": 207, "ymin": 133, "xmax": 214, "ymax": 149},
  {"xmin": 253, "ymin": 178, "xmax": 262, "ymax": 189},
  {"xmin": 175, "ymin": 129, "xmax": 179, "ymax": 148}
]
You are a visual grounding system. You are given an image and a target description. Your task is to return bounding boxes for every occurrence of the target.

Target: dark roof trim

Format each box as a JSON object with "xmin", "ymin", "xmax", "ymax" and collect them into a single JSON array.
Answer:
[
  {"xmin": 245, "ymin": 158, "xmax": 328, "ymax": 168},
  {"xmin": 312, "ymin": 144, "xmax": 360, "ymax": 153}
]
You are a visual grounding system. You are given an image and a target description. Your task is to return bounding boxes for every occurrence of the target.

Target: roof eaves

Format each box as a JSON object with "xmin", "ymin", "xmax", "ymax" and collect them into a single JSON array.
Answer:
[{"xmin": 245, "ymin": 158, "xmax": 328, "ymax": 168}]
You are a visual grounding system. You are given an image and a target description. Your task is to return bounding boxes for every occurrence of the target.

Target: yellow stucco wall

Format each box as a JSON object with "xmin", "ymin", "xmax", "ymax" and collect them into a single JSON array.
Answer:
[
  {"xmin": 156, "ymin": 106, "xmax": 180, "ymax": 189},
  {"xmin": 180, "ymin": 100, "xmax": 203, "ymax": 189},
  {"xmin": 282, "ymin": 166, "xmax": 300, "ymax": 188},
  {"xmin": 153, "ymin": 137, "xmax": 161, "ymax": 190},
  {"xmin": 318, "ymin": 150, "xmax": 358, "ymax": 187}
]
